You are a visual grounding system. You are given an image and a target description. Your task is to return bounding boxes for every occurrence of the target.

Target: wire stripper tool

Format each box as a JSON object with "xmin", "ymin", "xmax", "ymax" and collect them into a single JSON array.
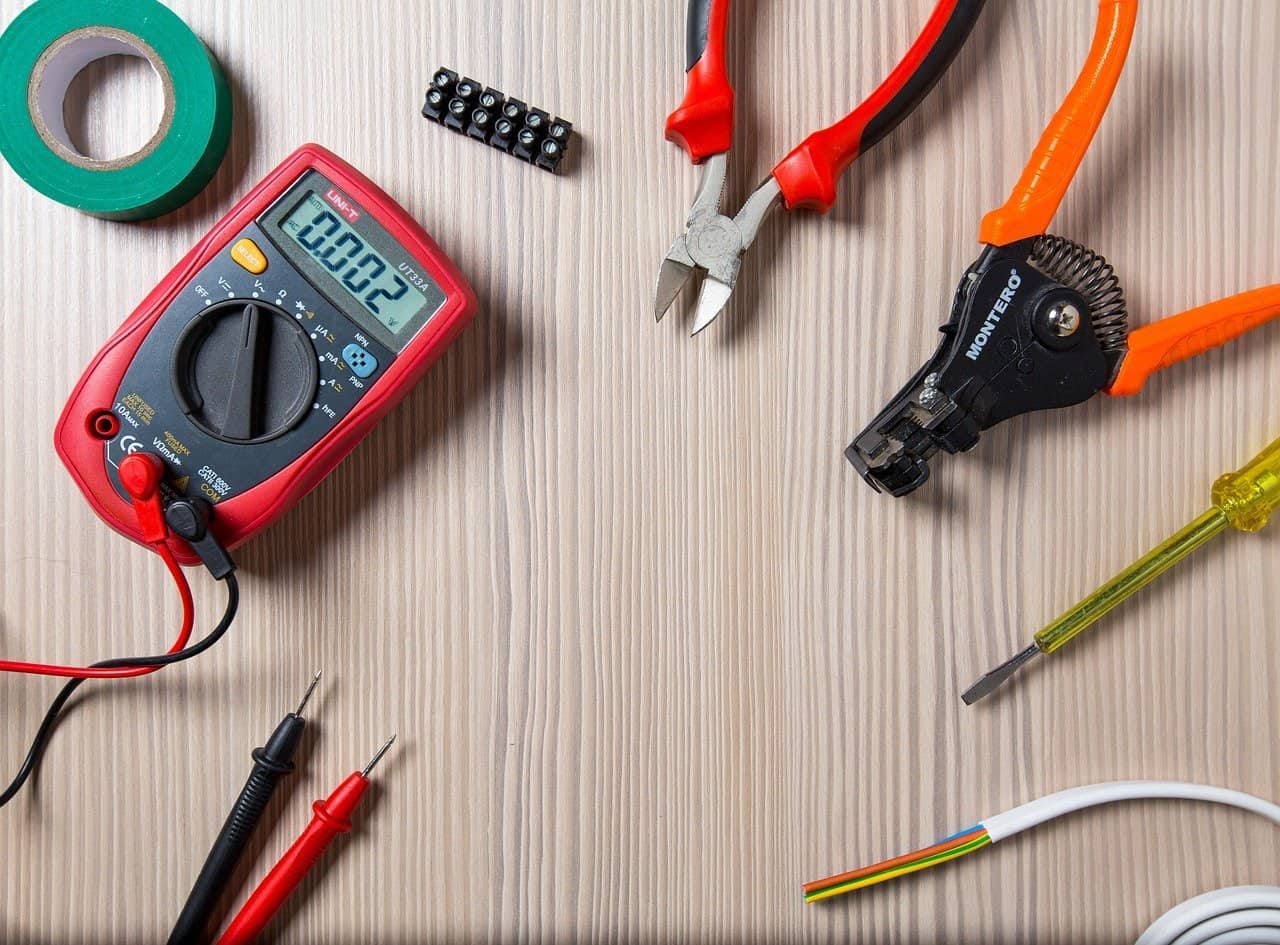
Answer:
[
  {"xmin": 964, "ymin": 434, "xmax": 1280, "ymax": 703},
  {"xmin": 849, "ymin": 0, "xmax": 1280, "ymax": 497},
  {"xmin": 654, "ymin": 0, "xmax": 987, "ymax": 335}
]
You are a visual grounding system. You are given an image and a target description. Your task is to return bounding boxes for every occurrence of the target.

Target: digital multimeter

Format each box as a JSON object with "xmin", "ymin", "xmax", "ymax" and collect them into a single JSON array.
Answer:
[{"xmin": 56, "ymin": 144, "xmax": 476, "ymax": 563}]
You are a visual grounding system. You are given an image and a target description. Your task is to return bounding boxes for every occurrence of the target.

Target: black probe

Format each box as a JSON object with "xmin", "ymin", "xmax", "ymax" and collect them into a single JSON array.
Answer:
[{"xmin": 166, "ymin": 672, "xmax": 322, "ymax": 945}]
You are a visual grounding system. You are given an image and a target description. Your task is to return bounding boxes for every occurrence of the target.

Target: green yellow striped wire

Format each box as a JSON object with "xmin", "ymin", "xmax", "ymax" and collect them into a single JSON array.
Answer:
[{"xmin": 803, "ymin": 828, "xmax": 992, "ymax": 903}]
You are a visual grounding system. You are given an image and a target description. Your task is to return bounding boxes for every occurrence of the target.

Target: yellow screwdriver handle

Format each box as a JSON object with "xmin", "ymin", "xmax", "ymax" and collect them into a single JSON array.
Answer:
[
  {"xmin": 1033, "ymin": 510, "xmax": 1229, "ymax": 654},
  {"xmin": 1034, "ymin": 435, "xmax": 1280, "ymax": 655},
  {"xmin": 1212, "ymin": 436, "xmax": 1280, "ymax": 532}
]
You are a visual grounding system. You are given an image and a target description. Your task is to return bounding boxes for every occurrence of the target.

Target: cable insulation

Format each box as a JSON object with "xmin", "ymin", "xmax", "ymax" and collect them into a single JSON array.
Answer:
[
  {"xmin": 0, "ymin": 573, "xmax": 239, "ymax": 809},
  {"xmin": 1136, "ymin": 886, "xmax": 1280, "ymax": 945},
  {"xmin": 981, "ymin": 781, "xmax": 1280, "ymax": 842},
  {"xmin": 0, "ymin": 542, "xmax": 196, "ymax": 678},
  {"xmin": 803, "ymin": 826, "xmax": 989, "ymax": 902},
  {"xmin": 804, "ymin": 780, "xmax": 1280, "ymax": 945}
]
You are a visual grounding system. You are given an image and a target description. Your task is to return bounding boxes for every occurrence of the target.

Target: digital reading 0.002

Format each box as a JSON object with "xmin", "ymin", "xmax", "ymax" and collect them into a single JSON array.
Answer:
[{"xmin": 280, "ymin": 191, "xmax": 426, "ymax": 333}]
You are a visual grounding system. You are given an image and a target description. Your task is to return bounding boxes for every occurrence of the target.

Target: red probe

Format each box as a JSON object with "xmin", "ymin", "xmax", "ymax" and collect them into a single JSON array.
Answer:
[
  {"xmin": 216, "ymin": 735, "xmax": 396, "ymax": 945},
  {"xmin": 0, "ymin": 453, "xmax": 197, "ymax": 680}
]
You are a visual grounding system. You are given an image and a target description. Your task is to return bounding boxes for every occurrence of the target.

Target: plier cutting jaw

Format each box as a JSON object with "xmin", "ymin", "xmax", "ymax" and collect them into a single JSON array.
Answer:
[
  {"xmin": 849, "ymin": 0, "xmax": 1280, "ymax": 497},
  {"xmin": 654, "ymin": 0, "xmax": 988, "ymax": 336}
]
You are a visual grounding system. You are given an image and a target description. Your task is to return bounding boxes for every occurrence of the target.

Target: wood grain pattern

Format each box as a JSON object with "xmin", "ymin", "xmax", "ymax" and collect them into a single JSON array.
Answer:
[{"xmin": 1, "ymin": 1, "xmax": 1277, "ymax": 942}]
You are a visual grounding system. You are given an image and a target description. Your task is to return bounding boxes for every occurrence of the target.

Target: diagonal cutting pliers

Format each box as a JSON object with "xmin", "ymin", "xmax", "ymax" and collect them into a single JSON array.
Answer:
[
  {"xmin": 654, "ymin": 0, "xmax": 988, "ymax": 335},
  {"xmin": 848, "ymin": 0, "xmax": 1280, "ymax": 497}
]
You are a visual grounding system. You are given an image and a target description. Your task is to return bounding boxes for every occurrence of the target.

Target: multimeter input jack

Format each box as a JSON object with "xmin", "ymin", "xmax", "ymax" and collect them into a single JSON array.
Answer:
[{"xmin": 88, "ymin": 409, "xmax": 120, "ymax": 440}]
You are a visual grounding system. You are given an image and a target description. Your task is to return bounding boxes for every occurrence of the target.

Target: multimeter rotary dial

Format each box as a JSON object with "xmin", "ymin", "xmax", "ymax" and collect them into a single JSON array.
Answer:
[{"xmin": 171, "ymin": 300, "xmax": 319, "ymax": 444}]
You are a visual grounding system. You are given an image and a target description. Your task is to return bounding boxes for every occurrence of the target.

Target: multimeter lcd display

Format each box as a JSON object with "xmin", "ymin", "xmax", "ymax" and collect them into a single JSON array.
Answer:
[{"xmin": 280, "ymin": 191, "xmax": 426, "ymax": 333}]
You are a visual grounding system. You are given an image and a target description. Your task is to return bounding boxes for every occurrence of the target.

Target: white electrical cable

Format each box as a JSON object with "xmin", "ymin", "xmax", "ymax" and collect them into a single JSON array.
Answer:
[
  {"xmin": 975, "ymin": 781, "xmax": 1280, "ymax": 945},
  {"xmin": 981, "ymin": 780, "xmax": 1280, "ymax": 842},
  {"xmin": 1135, "ymin": 886, "xmax": 1280, "ymax": 945}
]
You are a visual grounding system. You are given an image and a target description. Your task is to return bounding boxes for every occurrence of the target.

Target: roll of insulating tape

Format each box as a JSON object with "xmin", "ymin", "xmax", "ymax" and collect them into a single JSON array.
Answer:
[{"xmin": 0, "ymin": 0, "xmax": 231, "ymax": 220}]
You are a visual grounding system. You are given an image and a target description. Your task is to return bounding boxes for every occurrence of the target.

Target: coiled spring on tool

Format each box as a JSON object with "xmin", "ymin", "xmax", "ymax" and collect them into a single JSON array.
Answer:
[{"xmin": 1030, "ymin": 235, "xmax": 1128, "ymax": 354}]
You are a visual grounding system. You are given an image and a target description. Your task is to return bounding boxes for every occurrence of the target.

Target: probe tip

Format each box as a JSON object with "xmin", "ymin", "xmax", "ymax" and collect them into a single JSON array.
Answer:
[
  {"xmin": 295, "ymin": 670, "xmax": 323, "ymax": 717},
  {"xmin": 961, "ymin": 644, "xmax": 1041, "ymax": 705},
  {"xmin": 362, "ymin": 734, "xmax": 397, "ymax": 778}
]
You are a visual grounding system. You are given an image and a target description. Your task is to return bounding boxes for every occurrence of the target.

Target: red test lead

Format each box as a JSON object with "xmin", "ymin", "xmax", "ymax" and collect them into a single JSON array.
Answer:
[
  {"xmin": 216, "ymin": 735, "xmax": 397, "ymax": 945},
  {"xmin": 0, "ymin": 454, "xmax": 196, "ymax": 680}
]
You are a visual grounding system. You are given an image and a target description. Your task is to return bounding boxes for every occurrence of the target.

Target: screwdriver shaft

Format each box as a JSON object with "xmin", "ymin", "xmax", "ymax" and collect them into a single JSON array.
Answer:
[
  {"xmin": 967, "ymin": 435, "xmax": 1280, "ymax": 705},
  {"xmin": 1034, "ymin": 509, "xmax": 1229, "ymax": 655}
]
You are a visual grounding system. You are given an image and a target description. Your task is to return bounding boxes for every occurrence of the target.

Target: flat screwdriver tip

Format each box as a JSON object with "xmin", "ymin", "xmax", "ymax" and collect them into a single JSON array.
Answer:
[
  {"xmin": 295, "ymin": 670, "xmax": 323, "ymax": 717},
  {"xmin": 362, "ymin": 734, "xmax": 397, "ymax": 778},
  {"xmin": 961, "ymin": 644, "xmax": 1042, "ymax": 706}
]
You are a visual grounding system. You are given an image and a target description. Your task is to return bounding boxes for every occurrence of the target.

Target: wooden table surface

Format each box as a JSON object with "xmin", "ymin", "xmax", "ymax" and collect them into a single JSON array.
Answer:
[{"xmin": 1, "ymin": 1, "xmax": 1277, "ymax": 942}]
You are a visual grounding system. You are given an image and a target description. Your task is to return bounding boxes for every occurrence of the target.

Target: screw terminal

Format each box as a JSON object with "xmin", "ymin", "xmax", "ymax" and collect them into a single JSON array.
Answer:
[{"xmin": 422, "ymin": 69, "xmax": 573, "ymax": 173}]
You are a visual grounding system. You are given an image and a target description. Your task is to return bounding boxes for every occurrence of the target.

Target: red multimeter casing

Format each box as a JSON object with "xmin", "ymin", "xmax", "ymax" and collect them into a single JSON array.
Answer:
[{"xmin": 55, "ymin": 144, "xmax": 476, "ymax": 564}]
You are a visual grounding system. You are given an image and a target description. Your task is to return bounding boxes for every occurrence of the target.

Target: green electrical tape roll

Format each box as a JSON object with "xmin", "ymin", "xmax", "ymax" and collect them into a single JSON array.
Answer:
[{"xmin": 0, "ymin": 0, "xmax": 232, "ymax": 221}]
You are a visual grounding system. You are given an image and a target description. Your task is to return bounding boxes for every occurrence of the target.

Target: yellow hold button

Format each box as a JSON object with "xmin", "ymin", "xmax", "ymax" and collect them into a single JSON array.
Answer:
[{"xmin": 230, "ymin": 238, "xmax": 267, "ymax": 274}]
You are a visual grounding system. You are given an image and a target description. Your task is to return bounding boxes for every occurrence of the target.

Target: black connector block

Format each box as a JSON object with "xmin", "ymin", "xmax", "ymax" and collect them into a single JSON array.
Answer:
[
  {"xmin": 454, "ymin": 76, "xmax": 482, "ymax": 104},
  {"xmin": 421, "ymin": 86, "xmax": 449, "ymax": 123},
  {"xmin": 500, "ymin": 98, "xmax": 528, "ymax": 127},
  {"xmin": 511, "ymin": 126, "xmax": 541, "ymax": 163},
  {"xmin": 422, "ymin": 68, "xmax": 574, "ymax": 173},
  {"xmin": 489, "ymin": 116, "xmax": 519, "ymax": 153},
  {"xmin": 443, "ymin": 97, "xmax": 469, "ymax": 132},
  {"xmin": 467, "ymin": 106, "xmax": 496, "ymax": 141}
]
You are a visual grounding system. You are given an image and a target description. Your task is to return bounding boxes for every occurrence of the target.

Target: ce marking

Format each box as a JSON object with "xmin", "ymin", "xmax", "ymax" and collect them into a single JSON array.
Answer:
[{"xmin": 118, "ymin": 435, "xmax": 145, "ymax": 455}]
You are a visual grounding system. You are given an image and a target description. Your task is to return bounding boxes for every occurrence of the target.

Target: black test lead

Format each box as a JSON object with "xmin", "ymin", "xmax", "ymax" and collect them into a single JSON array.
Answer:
[
  {"xmin": 166, "ymin": 672, "xmax": 323, "ymax": 945},
  {"xmin": 217, "ymin": 735, "xmax": 398, "ymax": 945}
]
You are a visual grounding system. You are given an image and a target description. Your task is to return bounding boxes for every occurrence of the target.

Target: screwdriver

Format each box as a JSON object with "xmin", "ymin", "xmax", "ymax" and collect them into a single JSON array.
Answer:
[
  {"xmin": 964, "ymin": 435, "xmax": 1280, "ymax": 705},
  {"xmin": 167, "ymin": 672, "xmax": 322, "ymax": 945},
  {"xmin": 215, "ymin": 735, "xmax": 397, "ymax": 945}
]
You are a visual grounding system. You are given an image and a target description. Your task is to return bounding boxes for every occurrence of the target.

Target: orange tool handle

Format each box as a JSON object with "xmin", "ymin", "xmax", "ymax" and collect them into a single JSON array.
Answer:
[
  {"xmin": 979, "ymin": 0, "xmax": 1138, "ymax": 247},
  {"xmin": 1108, "ymin": 285, "xmax": 1280, "ymax": 396},
  {"xmin": 665, "ymin": 0, "xmax": 734, "ymax": 163},
  {"xmin": 773, "ymin": 0, "xmax": 986, "ymax": 213}
]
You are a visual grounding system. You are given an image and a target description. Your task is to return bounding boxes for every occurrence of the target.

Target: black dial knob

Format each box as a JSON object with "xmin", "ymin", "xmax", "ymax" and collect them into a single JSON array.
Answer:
[{"xmin": 171, "ymin": 300, "xmax": 318, "ymax": 443}]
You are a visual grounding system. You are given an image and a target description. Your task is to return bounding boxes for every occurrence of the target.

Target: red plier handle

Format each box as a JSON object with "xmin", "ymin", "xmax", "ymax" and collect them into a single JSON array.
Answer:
[
  {"xmin": 665, "ymin": 0, "xmax": 734, "ymax": 163},
  {"xmin": 773, "ymin": 0, "xmax": 988, "ymax": 213},
  {"xmin": 665, "ymin": 0, "xmax": 986, "ymax": 209}
]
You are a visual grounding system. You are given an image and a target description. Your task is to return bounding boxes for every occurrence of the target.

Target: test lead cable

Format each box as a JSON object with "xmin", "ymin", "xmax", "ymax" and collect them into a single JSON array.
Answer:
[
  {"xmin": 0, "ymin": 571, "xmax": 240, "ymax": 809},
  {"xmin": 216, "ymin": 735, "xmax": 397, "ymax": 945},
  {"xmin": 0, "ymin": 454, "xmax": 240, "ymax": 809},
  {"xmin": 0, "ymin": 455, "xmax": 197, "ymax": 679},
  {"xmin": 166, "ymin": 672, "xmax": 322, "ymax": 945},
  {"xmin": 0, "ymin": 540, "xmax": 195, "ymax": 678},
  {"xmin": 803, "ymin": 781, "xmax": 1280, "ymax": 944}
]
